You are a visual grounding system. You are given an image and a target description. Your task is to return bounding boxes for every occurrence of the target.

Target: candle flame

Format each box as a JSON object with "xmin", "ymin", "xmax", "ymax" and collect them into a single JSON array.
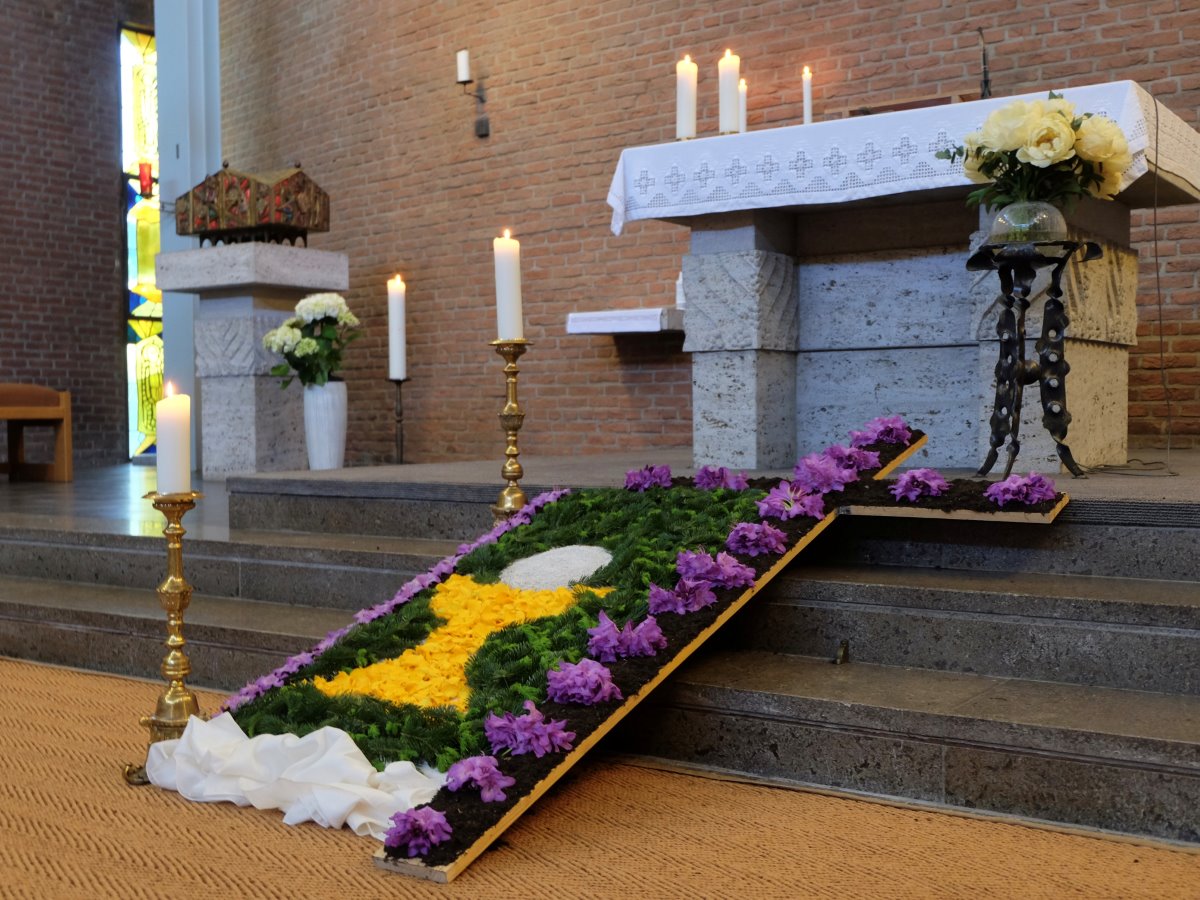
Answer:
[
  {"xmin": 725, "ymin": 49, "xmax": 732, "ymax": 58},
  {"xmin": 503, "ymin": 229, "xmax": 511, "ymax": 239},
  {"xmin": 803, "ymin": 65, "xmax": 811, "ymax": 77},
  {"xmin": 683, "ymin": 54, "xmax": 691, "ymax": 63},
  {"xmin": 388, "ymin": 274, "xmax": 405, "ymax": 289},
  {"xmin": 164, "ymin": 381, "xmax": 176, "ymax": 398},
  {"xmin": 740, "ymin": 78, "xmax": 747, "ymax": 88}
]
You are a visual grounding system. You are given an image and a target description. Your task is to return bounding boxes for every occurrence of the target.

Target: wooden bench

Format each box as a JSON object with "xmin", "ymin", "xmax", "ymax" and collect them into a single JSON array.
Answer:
[{"xmin": 0, "ymin": 384, "xmax": 73, "ymax": 482}]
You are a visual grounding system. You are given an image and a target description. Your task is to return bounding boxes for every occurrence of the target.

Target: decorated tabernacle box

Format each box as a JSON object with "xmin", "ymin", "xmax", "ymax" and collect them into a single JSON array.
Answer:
[{"xmin": 175, "ymin": 163, "xmax": 329, "ymax": 246}]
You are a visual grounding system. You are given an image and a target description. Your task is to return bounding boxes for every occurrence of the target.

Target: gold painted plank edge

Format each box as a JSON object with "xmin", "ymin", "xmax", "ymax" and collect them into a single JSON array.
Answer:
[
  {"xmin": 872, "ymin": 432, "xmax": 927, "ymax": 479},
  {"xmin": 841, "ymin": 492, "xmax": 1070, "ymax": 524},
  {"xmin": 373, "ymin": 437, "xmax": 930, "ymax": 881}
]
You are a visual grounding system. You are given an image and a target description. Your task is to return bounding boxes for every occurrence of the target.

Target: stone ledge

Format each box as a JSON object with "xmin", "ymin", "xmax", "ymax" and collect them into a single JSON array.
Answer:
[{"xmin": 157, "ymin": 243, "xmax": 349, "ymax": 293}]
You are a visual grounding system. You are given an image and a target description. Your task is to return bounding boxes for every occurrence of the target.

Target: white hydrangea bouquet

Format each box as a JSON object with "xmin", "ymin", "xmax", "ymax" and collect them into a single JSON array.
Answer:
[
  {"xmin": 262, "ymin": 292, "xmax": 361, "ymax": 388},
  {"xmin": 938, "ymin": 91, "xmax": 1132, "ymax": 210}
]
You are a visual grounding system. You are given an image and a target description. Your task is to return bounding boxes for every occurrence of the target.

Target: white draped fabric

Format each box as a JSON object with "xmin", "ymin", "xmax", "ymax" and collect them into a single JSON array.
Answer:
[
  {"xmin": 608, "ymin": 80, "xmax": 1197, "ymax": 234},
  {"xmin": 146, "ymin": 713, "xmax": 446, "ymax": 841}
]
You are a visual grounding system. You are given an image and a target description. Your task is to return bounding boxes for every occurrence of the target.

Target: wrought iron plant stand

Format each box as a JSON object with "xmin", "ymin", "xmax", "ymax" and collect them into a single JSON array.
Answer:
[{"xmin": 967, "ymin": 239, "xmax": 1102, "ymax": 479}]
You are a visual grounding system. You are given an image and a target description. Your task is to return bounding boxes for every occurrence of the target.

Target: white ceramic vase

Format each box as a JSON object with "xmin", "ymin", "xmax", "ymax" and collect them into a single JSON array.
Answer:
[{"xmin": 303, "ymin": 381, "xmax": 347, "ymax": 470}]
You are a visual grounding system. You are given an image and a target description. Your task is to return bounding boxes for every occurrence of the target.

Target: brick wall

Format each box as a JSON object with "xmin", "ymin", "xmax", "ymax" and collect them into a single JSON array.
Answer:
[
  {"xmin": 219, "ymin": 0, "xmax": 1200, "ymax": 463},
  {"xmin": 0, "ymin": 0, "xmax": 153, "ymax": 468}
]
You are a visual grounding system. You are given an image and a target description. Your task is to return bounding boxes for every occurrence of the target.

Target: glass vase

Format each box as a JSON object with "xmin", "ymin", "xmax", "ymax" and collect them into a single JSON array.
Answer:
[{"xmin": 988, "ymin": 200, "xmax": 1069, "ymax": 244}]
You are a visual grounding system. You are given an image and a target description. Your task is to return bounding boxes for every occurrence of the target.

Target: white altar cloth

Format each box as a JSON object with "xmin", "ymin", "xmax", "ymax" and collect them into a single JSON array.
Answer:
[{"xmin": 608, "ymin": 81, "xmax": 1198, "ymax": 234}]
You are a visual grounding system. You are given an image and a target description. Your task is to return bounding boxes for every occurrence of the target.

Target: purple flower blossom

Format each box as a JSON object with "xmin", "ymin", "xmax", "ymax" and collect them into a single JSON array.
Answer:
[
  {"xmin": 620, "ymin": 616, "xmax": 667, "ymax": 657},
  {"xmin": 755, "ymin": 481, "xmax": 826, "ymax": 521},
  {"xmin": 624, "ymin": 464, "xmax": 673, "ymax": 491},
  {"xmin": 890, "ymin": 468, "xmax": 950, "ymax": 502},
  {"xmin": 647, "ymin": 582, "xmax": 686, "ymax": 615},
  {"xmin": 823, "ymin": 443, "xmax": 882, "ymax": 472},
  {"xmin": 849, "ymin": 414, "xmax": 912, "ymax": 448},
  {"xmin": 547, "ymin": 658, "xmax": 623, "ymax": 705},
  {"xmin": 384, "ymin": 806, "xmax": 452, "ymax": 857},
  {"xmin": 587, "ymin": 611, "xmax": 665, "ymax": 661},
  {"xmin": 586, "ymin": 610, "xmax": 623, "ymax": 662},
  {"xmin": 676, "ymin": 549, "xmax": 715, "ymax": 581},
  {"xmin": 485, "ymin": 700, "xmax": 575, "ymax": 757},
  {"xmin": 694, "ymin": 465, "xmax": 750, "ymax": 491},
  {"xmin": 984, "ymin": 472, "xmax": 1058, "ymax": 507},
  {"xmin": 726, "ymin": 521, "xmax": 788, "ymax": 557},
  {"xmin": 673, "ymin": 549, "xmax": 755, "ymax": 588},
  {"xmin": 793, "ymin": 452, "xmax": 859, "ymax": 495},
  {"xmin": 445, "ymin": 755, "xmax": 516, "ymax": 803}
]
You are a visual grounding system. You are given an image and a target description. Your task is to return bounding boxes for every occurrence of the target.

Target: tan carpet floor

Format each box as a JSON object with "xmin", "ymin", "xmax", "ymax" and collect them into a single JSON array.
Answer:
[{"xmin": 1, "ymin": 657, "xmax": 1198, "ymax": 899}]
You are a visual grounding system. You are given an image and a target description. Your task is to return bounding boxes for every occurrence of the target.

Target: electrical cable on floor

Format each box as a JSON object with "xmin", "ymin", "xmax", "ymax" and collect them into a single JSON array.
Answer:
[{"xmin": 1088, "ymin": 93, "xmax": 1179, "ymax": 478}]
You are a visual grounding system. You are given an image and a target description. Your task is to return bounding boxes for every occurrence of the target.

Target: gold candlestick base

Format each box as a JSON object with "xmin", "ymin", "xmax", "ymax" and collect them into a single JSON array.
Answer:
[
  {"xmin": 490, "ymin": 339, "xmax": 530, "ymax": 524},
  {"xmin": 124, "ymin": 490, "xmax": 205, "ymax": 786}
]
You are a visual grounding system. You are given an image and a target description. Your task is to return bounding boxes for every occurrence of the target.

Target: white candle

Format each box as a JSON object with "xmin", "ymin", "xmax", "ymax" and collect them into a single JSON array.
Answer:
[
  {"xmin": 387, "ymin": 274, "xmax": 407, "ymax": 381},
  {"xmin": 493, "ymin": 229, "xmax": 523, "ymax": 340},
  {"xmin": 675, "ymin": 54, "xmax": 697, "ymax": 140},
  {"xmin": 738, "ymin": 78, "xmax": 747, "ymax": 133},
  {"xmin": 156, "ymin": 382, "xmax": 191, "ymax": 494},
  {"xmin": 456, "ymin": 49, "xmax": 471, "ymax": 83},
  {"xmin": 718, "ymin": 49, "xmax": 740, "ymax": 134},
  {"xmin": 803, "ymin": 66, "xmax": 813, "ymax": 125}
]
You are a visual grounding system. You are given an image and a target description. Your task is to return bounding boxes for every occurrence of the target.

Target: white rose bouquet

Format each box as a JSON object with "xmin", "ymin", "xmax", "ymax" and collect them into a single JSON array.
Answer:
[
  {"xmin": 938, "ymin": 91, "xmax": 1132, "ymax": 210},
  {"xmin": 262, "ymin": 292, "xmax": 361, "ymax": 388}
]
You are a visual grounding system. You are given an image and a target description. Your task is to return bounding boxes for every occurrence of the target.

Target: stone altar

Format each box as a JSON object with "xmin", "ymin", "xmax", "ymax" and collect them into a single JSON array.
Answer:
[
  {"xmin": 608, "ymin": 81, "xmax": 1200, "ymax": 470},
  {"xmin": 156, "ymin": 243, "xmax": 349, "ymax": 479}
]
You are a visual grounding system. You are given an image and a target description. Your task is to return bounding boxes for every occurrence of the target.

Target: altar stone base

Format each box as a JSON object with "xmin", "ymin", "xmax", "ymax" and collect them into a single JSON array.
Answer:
[
  {"xmin": 681, "ymin": 201, "xmax": 1138, "ymax": 472},
  {"xmin": 157, "ymin": 243, "xmax": 349, "ymax": 479}
]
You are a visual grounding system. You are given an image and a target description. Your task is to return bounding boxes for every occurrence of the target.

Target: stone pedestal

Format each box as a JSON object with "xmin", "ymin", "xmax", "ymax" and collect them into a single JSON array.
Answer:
[
  {"xmin": 680, "ymin": 198, "xmax": 1138, "ymax": 472},
  {"xmin": 683, "ymin": 212, "xmax": 798, "ymax": 468},
  {"xmin": 156, "ymin": 243, "xmax": 349, "ymax": 480}
]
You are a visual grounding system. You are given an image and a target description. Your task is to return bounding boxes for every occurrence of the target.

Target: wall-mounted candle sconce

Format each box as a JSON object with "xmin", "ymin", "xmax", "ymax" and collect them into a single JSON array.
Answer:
[{"xmin": 456, "ymin": 49, "xmax": 490, "ymax": 138}]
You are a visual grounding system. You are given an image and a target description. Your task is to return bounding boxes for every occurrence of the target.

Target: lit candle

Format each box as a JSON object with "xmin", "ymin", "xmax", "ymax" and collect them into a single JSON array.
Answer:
[
  {"xmin": 718, "ymin": 49, "xmax": 740, "ymax": 134},
  {"xmin": 738, "ymin": 78, "xmax": 748, "ymax": 133},
  {"xmin": 456, "ymin": 49, "xmax": 471, "ymax": 83},
  {"xmin": 155, "ymin": 382, "xmax": 191, "ymax": 495},
  {"xmin": 493, "ymin": 230, "xmax": 523, "ymax": 340},
  {"xmin": 675, "ymin": 54, "xmax": 698, "ymax": 140},
  {"xmin": 803, "ymin": 66, "xmax": 813, "ymax": 125},
  {"xmin": 387, "ymin": 274, "xmax": 407, "ymax": 381}
]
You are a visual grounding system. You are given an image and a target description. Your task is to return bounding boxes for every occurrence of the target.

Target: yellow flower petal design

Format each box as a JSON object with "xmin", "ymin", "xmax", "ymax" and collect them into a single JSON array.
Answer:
[{"xmin": 313, "ymin": 574, "xmax": 611, "ymax": 712}]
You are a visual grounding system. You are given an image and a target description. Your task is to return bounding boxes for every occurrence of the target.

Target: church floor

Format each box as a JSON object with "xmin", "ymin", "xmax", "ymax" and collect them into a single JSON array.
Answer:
[{"xmin": 1, "ymin": 657, "xmax": 1197, "ymax": 899}]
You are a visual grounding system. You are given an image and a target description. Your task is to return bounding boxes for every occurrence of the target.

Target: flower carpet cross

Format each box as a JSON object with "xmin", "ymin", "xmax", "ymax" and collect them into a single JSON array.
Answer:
[{"xmin": 202, "ymin": 415, "xmax": 1063, "ymax": 881}]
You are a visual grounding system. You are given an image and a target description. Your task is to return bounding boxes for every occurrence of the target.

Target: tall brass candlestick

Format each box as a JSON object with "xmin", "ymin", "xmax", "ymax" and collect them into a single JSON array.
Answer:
[
  {"xmin": 490, "ymin": 339, "xmax": 530, "ymax": 523},
  {"xmin": 123, "ymin": 490, "xmax": 204, "ymax": 785}
]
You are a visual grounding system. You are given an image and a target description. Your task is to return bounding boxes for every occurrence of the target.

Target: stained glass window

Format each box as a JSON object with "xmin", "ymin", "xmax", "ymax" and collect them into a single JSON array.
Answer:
[{"xmin": 120, "ymin": 27, "xmax": 161, "ymax": 458}]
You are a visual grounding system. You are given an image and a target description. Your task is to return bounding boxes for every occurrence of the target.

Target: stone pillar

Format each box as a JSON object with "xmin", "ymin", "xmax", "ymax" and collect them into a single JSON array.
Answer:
[
  {"xmin": 156, "ymin": 243, "xmax": 349, "ymax": 479},
  {"xmin": 683, "ymin": 211, "xmax": 798, "ymax": 468}
]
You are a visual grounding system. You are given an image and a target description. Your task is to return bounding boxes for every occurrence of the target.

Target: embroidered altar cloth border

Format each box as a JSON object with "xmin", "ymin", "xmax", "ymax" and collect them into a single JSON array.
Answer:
[{"xmin": 608, "ymin": 80, "xmax": 1199, "ymax": 235}]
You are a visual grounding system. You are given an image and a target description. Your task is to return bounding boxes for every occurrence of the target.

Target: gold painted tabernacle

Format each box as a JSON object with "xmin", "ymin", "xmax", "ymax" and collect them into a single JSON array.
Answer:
[{"xmin": 174, "ymin": 163, "xmax": 329, "ymax": 245}]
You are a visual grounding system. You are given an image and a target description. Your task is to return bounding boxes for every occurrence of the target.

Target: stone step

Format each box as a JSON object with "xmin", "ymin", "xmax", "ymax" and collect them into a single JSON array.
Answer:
[
  {"xmin": 227, "ymin": 475, "xmax": 555, "ymax": 540},
  {"xmin": 825, "ymin": 512, "xmax": 1200, "ymax": 581},
  {"xmin": 616, "ymin": 650, "xmax": 1200, "ymax": 844},
  {"xmin": 727, "ymin": 564, "xmax": 1200, "ymax": 695},
  {"xmin": 0, "ymin": 573, "xmax": 352, "ymax": 693},
  {"xmin": 0, "ymin": 525, "xmax": 458, "ymax": 611}
]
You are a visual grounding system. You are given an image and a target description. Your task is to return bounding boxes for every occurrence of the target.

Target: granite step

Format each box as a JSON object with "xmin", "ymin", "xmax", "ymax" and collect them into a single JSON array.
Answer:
[
  {"xmin": 727, "ymin": 564, "xmax": 1200, "ymax": 695},
  {"xmin": 616, "ymin": 650, "xmax": 1200, "ymax": 843},
  {"xmin": 0, "ymin": 573, "xmax": 352, "ymax": 692},
  {"xmin": 0, "ymin": 524, "xmax": 458, "ymax": 611},
  {"xmin": 826, "ymin": 514, "xmax": 1200, "ymax": 581}
]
